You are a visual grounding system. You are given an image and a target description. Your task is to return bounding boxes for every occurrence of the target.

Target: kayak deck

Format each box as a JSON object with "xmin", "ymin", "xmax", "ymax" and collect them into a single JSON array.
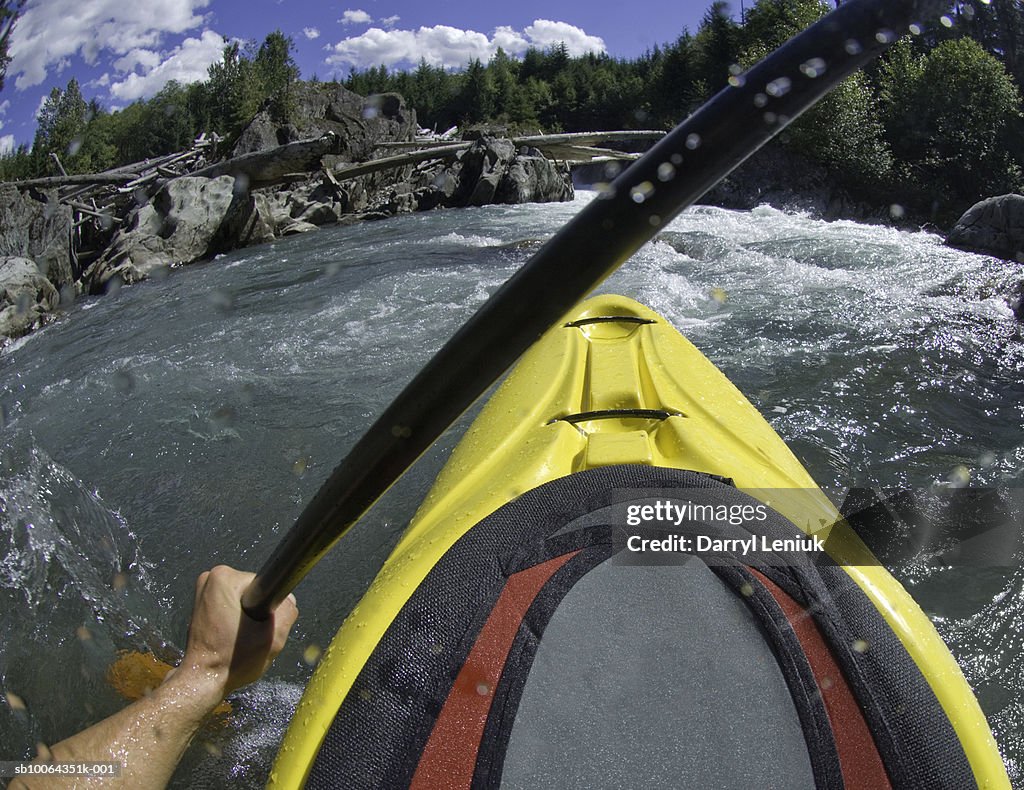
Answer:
[{"xmin": 270, "ymin": 295, "xmax": 1007, "ymax": 789}]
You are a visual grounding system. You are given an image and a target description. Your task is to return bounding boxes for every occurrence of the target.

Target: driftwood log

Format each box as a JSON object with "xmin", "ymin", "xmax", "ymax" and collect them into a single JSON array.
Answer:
[{"xmin": 189, "ymin": 133, "xmax": 342, "ymax": 186}]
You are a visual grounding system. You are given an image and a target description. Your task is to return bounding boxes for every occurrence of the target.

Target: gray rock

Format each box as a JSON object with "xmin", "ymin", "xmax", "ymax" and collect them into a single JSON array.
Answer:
[
  {"xmin": 436, "ymin": 138, "xmax": 573, "ymax": 209},
  {"xmin": 86, "ymin": 176, "xmax": 276, "ymax": 290},
  {"xmin": 232, "ymin": 110, "xmax": 281, "ymax": 156},
  {"xmin": 0, "ymin": 256, "xmax": 60, "ymax": 340},
  {"xmin": 0, "ymin": 186, "xmax": 74, "ymax": 287},
  {"xmin": 280, "ymin": 220, "xmax": 319, "ymax": 236},
  {"xmin": 232, "ymin": 84, "xmax": 416, "ymax": 162},
  {"xmin": 453, "ymin": 138, "xmax": 517, "ymax": 207},
  {"xmin": 497, "ymin": 148, "xmax": 574, "ymax": 204},
  {"xmin": 947, "ymin": 194, "xmax": 1024, "ymax": 260}
]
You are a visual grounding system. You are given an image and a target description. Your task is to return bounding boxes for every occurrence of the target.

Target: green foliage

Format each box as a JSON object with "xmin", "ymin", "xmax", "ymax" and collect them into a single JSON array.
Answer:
[
  {"xmin": 878, "ymin": 35, "xmax": 1022, "ymax": 201},
  {"xmin": 692, "ymin": 2, "xmax": 741, "ymax": 102},
  {"xmin": 784, "ymin": 72, "xmax": 893, "ymax": 187},
  {"xmin": 4, "ymin": 0, "xmax": 1024, "ymax": 220},
  {"xmin": 741, "ymin": 0, "xmax": 830, "ymax": 53}
]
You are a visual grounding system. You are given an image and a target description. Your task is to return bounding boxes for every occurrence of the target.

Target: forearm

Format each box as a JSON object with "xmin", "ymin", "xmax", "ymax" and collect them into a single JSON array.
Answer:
[{"xmin": 12, "ymin": 669, "xmax": 222, "ymax": 789}]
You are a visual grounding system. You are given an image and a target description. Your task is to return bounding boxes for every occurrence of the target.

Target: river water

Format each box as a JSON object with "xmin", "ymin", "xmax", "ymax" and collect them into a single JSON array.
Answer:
[{"xmin": 1, "ymin": 192, "xmax": 1022, "ymax": 785}]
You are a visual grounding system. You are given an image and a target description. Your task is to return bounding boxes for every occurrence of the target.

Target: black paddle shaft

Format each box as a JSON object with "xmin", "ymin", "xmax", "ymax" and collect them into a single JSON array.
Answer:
[{"xmin": 242, "ymin": 0, "xmax": 947, "ymax": 619}]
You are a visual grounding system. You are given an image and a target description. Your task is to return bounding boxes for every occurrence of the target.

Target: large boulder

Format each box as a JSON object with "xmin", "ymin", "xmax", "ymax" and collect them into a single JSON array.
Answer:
[
  {"xmin": 85, "ymin": 176, "xmax": 275, "ymax": 290},
  {"xmin": 452, "ymin": 138, "xmax": 518, "ymax": 207},
  {"xmin": 497, "ymin": 146, "xmax": 575, "ymax": 204},
  {"xmin": 0, "ymin": 256, "xmax": 60, "ymax": 340},
  {"xmin": 232, "ymin": 83, "xmax": 416, "ymax": 163},
  {"xmin": 947, "ymin": 194, "xmax": 1024, "ymax": 260},
  {"xmin": 437, "ymin": 139, "xmax": 574, "ymax": 209},
  {"xmin": 0, "ymin": 186, "xmax": 74, "ymax": 287}
]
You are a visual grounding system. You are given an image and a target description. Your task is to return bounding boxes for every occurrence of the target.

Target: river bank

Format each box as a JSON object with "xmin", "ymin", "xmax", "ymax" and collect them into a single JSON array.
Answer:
[{"xmin": 3, "ymin": 81, "xmax": 1024, "ymax": 347}]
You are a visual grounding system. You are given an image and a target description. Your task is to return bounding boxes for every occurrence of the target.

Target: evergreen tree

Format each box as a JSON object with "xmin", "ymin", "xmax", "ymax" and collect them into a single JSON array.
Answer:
[{"xmin": 692, "ymin": 2, "xmax": 741, "ymax": 101}]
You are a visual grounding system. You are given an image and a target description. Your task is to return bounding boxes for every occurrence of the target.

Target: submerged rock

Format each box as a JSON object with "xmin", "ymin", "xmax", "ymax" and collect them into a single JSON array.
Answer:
[{"xmin": 947, "ymin": 194, "xmax": 1024, "ymax": 261}]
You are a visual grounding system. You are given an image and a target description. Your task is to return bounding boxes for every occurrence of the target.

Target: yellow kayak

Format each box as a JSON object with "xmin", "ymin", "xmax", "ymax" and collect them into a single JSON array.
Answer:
[{"xmin": 270, "ymin": 295, "xmax": 1007, "ymax": 789}]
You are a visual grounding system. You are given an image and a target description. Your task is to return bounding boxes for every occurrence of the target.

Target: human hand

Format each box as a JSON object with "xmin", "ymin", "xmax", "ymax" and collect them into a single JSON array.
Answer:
[{"xmin": 173, "ymin": 565, "xmax": 299, "ymax": 704}]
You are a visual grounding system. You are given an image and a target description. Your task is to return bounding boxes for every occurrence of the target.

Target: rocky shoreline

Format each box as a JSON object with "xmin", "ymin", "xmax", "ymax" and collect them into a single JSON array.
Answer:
[
  {"xmin": 0, "ymin": 84, "xmax": 575, "ymax": 345},
  {"xmin": 3, "ymin": 82, "xmax": 1024, "ymax": 346}
]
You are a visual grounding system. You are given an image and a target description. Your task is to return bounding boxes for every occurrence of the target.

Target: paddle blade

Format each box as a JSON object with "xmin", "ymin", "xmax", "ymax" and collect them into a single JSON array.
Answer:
[{"xmin": 106, "ymin": 650, "xmax": 232, "ymax": 717}]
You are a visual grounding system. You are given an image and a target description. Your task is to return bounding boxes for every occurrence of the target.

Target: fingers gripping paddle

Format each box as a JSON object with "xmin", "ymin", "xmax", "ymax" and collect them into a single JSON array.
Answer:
[{"xmin": 239, "ymin": 0, "xmax": 947, "ymax": 621}]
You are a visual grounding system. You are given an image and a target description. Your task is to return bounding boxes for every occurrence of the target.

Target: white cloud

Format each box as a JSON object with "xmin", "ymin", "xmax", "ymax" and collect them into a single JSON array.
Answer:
[
  {"xmin": 34, "ymin": 94, "xmax": 48, "ymax": 119},
  {"xmin": 381, "ymin": 15, "xmax": 400, "ymax": 29},
  {"xmin": 8, "ymin": 0, "xmax": 212, "ymax": 90},
  {"xmin": 0, "ymin": 135, "xmax": 15, "ymax": 156},
  {"xmin": 109, "ymin": 30, "xmax": 226, "ymax": 101},
  {"xmin": 340, "ymin": 9, "xmax": 372, "ymax": 25},
  {"xmin": 523, "ymin": 20, "xmax": 605, "ymax": 57},
  {"xmin": 113, "ymin": 48, "xmax": 163, "ymax": 74},
  {"xmin": 325, "ymin": 19, "xmax": 605, "ymax": 70},
  {"xmin": 303, "ymin": 26, "xmax": 321, "ymax": 40}
]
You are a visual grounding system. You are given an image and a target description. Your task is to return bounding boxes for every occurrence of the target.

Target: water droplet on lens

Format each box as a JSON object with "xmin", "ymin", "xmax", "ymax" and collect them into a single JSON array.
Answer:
[
  {"xmin": 800, "ymin": 58, "xmax": 827, "ymax": 78},
  {"xmin": 630, "ymin": 182, "xmax": 654, "ymax": 204},
  {"xmin": 76, "ymin": 626, "xmax": 92, "ymax": 641},
  {"xmin": 6, "ymin": 691, "xmax": 27, "ymax": 711},
  {"xmin": 603, "ymin": 161, "xmax": 622, "ymax": 179},
  {"xmin": 939, "ymin": 15, "xmax": 953, "ymax": 28},
  {"xmin": 739, "ymin": 582, "xmax": 754, "ymax": 597},
  {"xmin": 657, "ymin": 162, "xmax": 676, "ymax": 182},
  {"xmin": 293, "ymin": 457, "xmax": 309, "ymax": 476},
  {"xmin": 208, "ymin": 290, "xmax": 233, "ymax": 313},
  {"xmin": 476, "ymin": 682, "xmax": 490, "ymax": 696},
  {"xmin": 852, "ymin": 638, "xmax": 870, "ymax": 654},
  {"xmin": 233, "ymin": 173, "xmax": 250, "ymax": 195},
  {"xmin": 303, "ymin": 644, "xmax": 322, "ymax": 666},
  {"xmin": 978, "ymin": 451, "xmax": 996, "ymax": 468},
  {"xmin": 648, "ymin": 215, "xmax": 661, "ymax": 227},
  {"xmin": 909, "ymin": 23, "xmax": 922, "ymax": 36},
  {"xmin": 59, "ymin": 283, "xmax": 76, "ymax": 307},
  {"xmin": 889, "ymin": 204, "xmax": 906, "ymax": 219},
  {"xmin": 948, "ymin": 465, "xmax": 971, "ymax": 487},
  {"xmin": 844, "ymin": 39, "xmax": 863, "ymax": 55},
  {"xmin": 112, "ymin": 572, "xmax": 128, "ymax": 591},
  {"xmin": 14, "ymin": 292, "xmax": 32, "ymax": 316},
  {"xmin": 685, "ymin": 133, "xmax": 701, "ymax": 150},
  {"xmin": 710, "ymin": 287, "xmax": 728, "ymax": 304},
  {"xmin": 112, "ymin": 369, "xmax": 134, "ymax": 394},
  {"xmin": 754, "ymin": 92, "xmax": 768, "ymax": 108},
  {"xmin": 766, "ymin": 77, "xmax": 792, "ymax": 97},
  {"xmin": 876, "ymin": 28, "xmax": 897, "ymax": 42},
  {"xmin": 670, "ymin": 153, "xmax": 683, "ymax": 166},
  {"xmin": 211, "ymin": 406, "xmax": 236, "ymax": 429}
]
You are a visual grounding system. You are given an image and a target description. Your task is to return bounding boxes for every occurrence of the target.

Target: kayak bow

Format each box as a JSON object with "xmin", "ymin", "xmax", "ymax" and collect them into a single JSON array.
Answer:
[{"xmin": 270, "ymin": 296, "xmax": 1008, "ymax": 789}]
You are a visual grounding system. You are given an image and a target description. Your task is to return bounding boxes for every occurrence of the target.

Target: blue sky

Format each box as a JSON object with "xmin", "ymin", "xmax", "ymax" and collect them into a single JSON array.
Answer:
[{"xmin": 0, "ymin": 0, "xmax": 729, "ymax": 151}]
